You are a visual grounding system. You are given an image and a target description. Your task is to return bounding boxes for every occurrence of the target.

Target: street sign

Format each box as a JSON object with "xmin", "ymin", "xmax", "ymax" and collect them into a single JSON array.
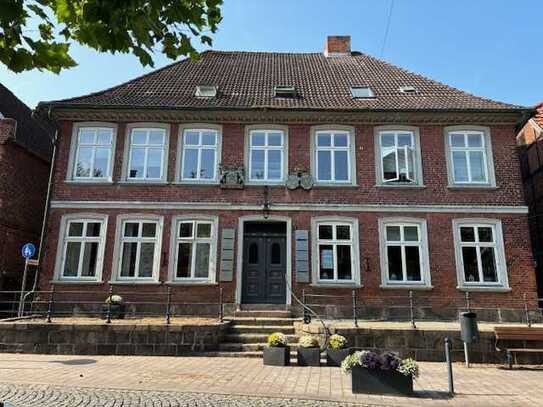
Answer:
[{"xmin": 21, "ymin": 243, "xmax": 36, "ymax": 259}]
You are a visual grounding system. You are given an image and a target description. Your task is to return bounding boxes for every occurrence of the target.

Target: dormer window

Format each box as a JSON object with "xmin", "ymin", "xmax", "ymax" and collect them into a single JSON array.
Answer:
[
  {"xmin": 351, "ymin": 86, "xmax": 375, "ymax": 99},
  {"xmin": 274, "ymin": 85, "xmax": 297, "ymax": 98},
  {"xmin": 195, "ymin": 85, "xmax": 218, "ymax": 98},
  {"xmin": 400, "ymin": 86, "xmax": 417, "ymax": 94}
]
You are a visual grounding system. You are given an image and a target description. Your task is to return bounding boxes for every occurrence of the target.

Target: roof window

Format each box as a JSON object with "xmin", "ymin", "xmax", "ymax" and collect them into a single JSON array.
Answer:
[
  {"xmin": 351, "ymin": 86, "xmax": 375, "ymax": 98},
  {"xmin": 274, "ymin": 85, "xmax": 297, "ymax": 98},
  {"xmin": 399, "ymin": 86, "xmax": 417, "ymax": 94},
  {"xmin": 195, "ymin": 85, "xmax": 218, "ymax": 98}
]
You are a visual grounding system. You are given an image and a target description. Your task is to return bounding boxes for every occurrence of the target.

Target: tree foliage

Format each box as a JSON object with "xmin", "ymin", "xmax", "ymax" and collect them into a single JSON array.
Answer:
[{"xmin": 0, "ymin": 0, "xmax": 223, "ymax": 73}]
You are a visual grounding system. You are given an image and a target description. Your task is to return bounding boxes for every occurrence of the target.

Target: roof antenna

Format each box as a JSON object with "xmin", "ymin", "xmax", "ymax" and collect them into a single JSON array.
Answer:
[{"xmin": 380, "ymin": 0, "xmax": 395, "ymax": 58}]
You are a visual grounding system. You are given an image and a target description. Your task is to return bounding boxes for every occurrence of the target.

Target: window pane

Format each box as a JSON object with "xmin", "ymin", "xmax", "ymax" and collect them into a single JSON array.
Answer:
[
  {"xmin": 179, "ymin": 222, "xmax": 193, "ymax": 238},
  {"xmin": 129, "ymin": 147, "xmax": 145, "ymax": 178},
  {"xmin": 452, "ymin": 151, "xmax": 468, "ymax": 182},
  {"xmin": 148, "ymin": 130, "xmax": 164, "ymax": 145},
  {"xmin": 319, "ymin": 245, "xmax": 334, "ymax": 280},
  {"xmin": 334, "ymin": 150, "xmax": 349, "ymax": 181},
  {"xmin": 462, "ymin": 247, "xmax": 479, "ymax": 282},
  {"xmin": 63, "ymin": 242, "xmax": 81, "ymax": 276},
  {"xmin": 337, "ymin": 245, "xmax": 352, "ymax": 280},
  {"xmin": 68, "ymin": 222, "xmax": 84, "ymax": 237},
  {"xmin": 138, "ymin": 242, "xmax": 155, "ymax": 277},
  {"xmin": 120, "ymin": 242, "xmax": 137, "ymax": 277},
  {"xmin": 333, "ymin": 133, "xmax": 348, "ymax": 147},
  {"xmin": 131, "ymin": 130, "xmax": 147, "ymax": 144},
  {"xmin": 271, "ymin": 242, "xmax": 281, "ymax": 265},
  {"xmin": 450, "ymin": 134, "xmax": 465, "ymax": 147},
  {"xmin": 398, "ymin": 134, "xmax": 412, "ymax": 147},
  {"xmin": 75, "ymin": 147, "xmax": 92, "ymax": 177},
  {"xmin": 267, "ymin": 150, "xmax": 282, "ymax": 180},
  {"xmin": 268, "ymin": 133, "xmax": 282, "ymax": 146},
  {"xmin": 81, "ymin": 242, "xmax": 98, "ymax": 277},
  {"xmin": 397, "ymin": 147, "xmax": 410, "ymax": 182},
  {"xmin": 387, "ymin": 246, "xmax": 402, "ymax": 281},
  {"xmin": 196, "ymin": 223, "xmax": 211, "ymax": 238},
  {"xmin": 86, "ymin": 222, "xmax": 101, "ymax": 237},
  {"xmin": 404, "ymin": 226, "xmax": 419, "ymax": 241},
  {"xmin": 185, "ymin": 131, "xmax": 199, "ymax": 145},
  {"xmin": 317, "ymin": 133, "xmax": 331, "ymax": 147},
  {"xmin": 467, "ymin": 134, "xmax": 482, "ymax": 147},
  {"xmin": 405, "ymin": 246, "xmax": 421, "ymax": 281},
  {"xmin": 142, "ymin": 223, "xmax": 156, "ymax": 237},
  {"xmin": 317, "ymin": 150, "xmax": 332, "ymax": 180},
  {"xmin": 380, "ymin": 134, "xmax": 395, "ymax": 147},
  {"xmin": 386, "ymin": 226, "xmax": 401, "ymax": 242},
  {"xmin": 382, "ymin": 148, "xmax": 397, "ymax": 181},
  {"xmin": 94, "ymin": 147, "xmax": 110, "ymax": 177},
  {"xmin": 250, "ymin": 150, "xmax": 265, "ymax": 179},
  {"xmin": 146, "ymin": 149, "xmax": 162, "ymax": 178},
  {"xmin": 460, "ymin": 227, "xmax": 475, "ymax": 242},
  {"xmin": 478, "ymin": 227, "xmax": 493, "ymax": 242},
  {"xmin": 481, "ymin": 247, "xmax": 498, "ymax": 282},
  {"xmin": 336, "ymin": 225, "xmax": 351, "ymax": 240},
  {"xmin": 200, "ymin": 149, "xmax": 215, "ymax": 179},
  {"xmin": 176, "ymin": 243, "xmax": 192, "ymax": 277},
  {"xmin": 318, "ymin": 225, "xmax": 333, "ymax": 240},
  {"xmin": 469, "ymin": 151, "xmax": 486, "ymax": 182},
  {"xmin": 124, "ymin": 222, "xmax": 139, "ymax": 237},
  {"xmin": 251, "ymin": 132, "xmax": 265, "ymax": 146},
  {"xmin": 194, "ymin": 243, "xmax": 210, "ymax": 278},
  {"xmin": 79, "ymin": 129, "xmax": 95, "ymax": 144},
  {"xmin": 248, "ymin": 242, "xmax": 259, "ymax": 264},
  {"xmin": 96, "ymin": 130, "xmax": 112, "ymax": 145},
  {"xmin": 182, "ymin": 149, "xmax": 199, "ymax": 179},
  {"xmin": 201, "ymin": 132, "xmax": 216, "ymax": 145}
]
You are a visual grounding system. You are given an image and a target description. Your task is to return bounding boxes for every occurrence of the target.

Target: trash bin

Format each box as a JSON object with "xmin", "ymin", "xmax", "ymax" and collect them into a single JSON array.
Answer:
[{"xmin": 459, "ymin": 311, "xmax": 479, "ymax": 344}]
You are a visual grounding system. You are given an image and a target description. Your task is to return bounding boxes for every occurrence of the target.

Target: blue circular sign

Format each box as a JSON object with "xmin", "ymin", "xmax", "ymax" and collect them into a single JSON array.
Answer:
[{"xmin": 21, "ymin": 243, "xmax": 36, "ymax": 259}]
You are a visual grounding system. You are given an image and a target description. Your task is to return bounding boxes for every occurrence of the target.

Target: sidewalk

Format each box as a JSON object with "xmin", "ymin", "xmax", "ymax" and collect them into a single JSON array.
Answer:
[{"xmin": 0, "ymin": 353, "xmax": 541, "ymax": 406}]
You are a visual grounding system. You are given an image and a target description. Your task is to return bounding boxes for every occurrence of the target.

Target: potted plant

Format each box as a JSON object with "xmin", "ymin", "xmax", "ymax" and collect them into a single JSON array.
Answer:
[
  {"xmin": 101, "ymin": 294, "xmax": 126, "ymax": 320},
  {"xmin": 263, "ymin": 332, "xmax": 290, "ymax": 366},
  {"xmin": 297, "ymin": 335, "xmax": 321, "ymax": 366},
  {"xmin": 326, "ymin": 334, "xmax": 351, "ymax": 367},
  {"xmin": 341, "ymin": 350, "xmax": 418, "ymax": 396}
]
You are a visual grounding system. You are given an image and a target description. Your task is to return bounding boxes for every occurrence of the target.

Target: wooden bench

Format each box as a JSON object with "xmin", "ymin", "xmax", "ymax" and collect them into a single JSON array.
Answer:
[{"xmin": 494, "ymin": 326, "xmax": 543, "ymax": 368}]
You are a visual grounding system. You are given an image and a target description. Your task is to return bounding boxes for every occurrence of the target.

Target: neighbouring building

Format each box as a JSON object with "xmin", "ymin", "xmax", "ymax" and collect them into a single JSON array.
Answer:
[
  {"xmin": 36, "ymin": 36, "xmax": 538, "ymax": 318},
  {"xmin": 517, "ymin": 102, "xmax": 543, "ymax": 305},
  {"xmin": 0, "ymin": 84, "xmax": 52, "ymax": 293}
]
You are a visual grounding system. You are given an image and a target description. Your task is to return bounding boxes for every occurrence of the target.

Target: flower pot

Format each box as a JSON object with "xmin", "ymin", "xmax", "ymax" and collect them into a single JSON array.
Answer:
[
  {"xmin": 101, "ymin": 303, "xmax": 126, "ymax": 320},
  {"xmin": 326, "ymin": 347, "xmax": 352, "ymax": 367},
  {"xmin": 263, "ymin": 346, "xmax": 290, "ymax": 366},
  {"xmin": 351, "ymin": 365, "xmax": 413, "ymax": 396},
  {"xmin": 297, "ymin": 347, "xmax": 321, "ymax": 366}
]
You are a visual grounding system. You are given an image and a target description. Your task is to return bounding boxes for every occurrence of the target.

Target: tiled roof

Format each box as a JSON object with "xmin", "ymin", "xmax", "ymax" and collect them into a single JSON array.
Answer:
[
  {"xmin": 533, "ymin": 103, "xmax": 543, "ymax": 127},
  {"xmin": 43, "ymin": 50, "xmax": 523, "ymax": 112},
  {"xmin": 0, "ymin": 84, "xmax": 52, "ymax": 160}
]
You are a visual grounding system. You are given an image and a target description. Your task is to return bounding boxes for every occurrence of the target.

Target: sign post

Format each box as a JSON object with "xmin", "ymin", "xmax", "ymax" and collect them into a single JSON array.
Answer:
[{"xmin": 18, "ymin": 243, "xmax": 36, "ymax": 318}]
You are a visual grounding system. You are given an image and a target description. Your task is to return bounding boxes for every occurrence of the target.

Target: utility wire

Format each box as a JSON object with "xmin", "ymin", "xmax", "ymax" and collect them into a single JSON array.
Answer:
[{"xmin": 380, "ymin": 0, "xmax": 395, "ymax": 58}]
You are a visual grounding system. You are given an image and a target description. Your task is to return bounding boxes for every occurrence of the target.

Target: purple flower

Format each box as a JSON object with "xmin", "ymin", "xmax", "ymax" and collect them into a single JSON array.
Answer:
[
  {"xmin": 362, "ymin": 351, "xmax": 382, "ymax": 369},
  {"xmin": 381, "ymin": 352, "xmax": 400, "ymax": 371}
]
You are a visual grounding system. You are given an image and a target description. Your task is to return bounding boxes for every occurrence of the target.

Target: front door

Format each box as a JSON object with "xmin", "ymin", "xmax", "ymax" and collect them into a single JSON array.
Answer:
[{"xmin": 242, "ymin": 235, "xmax": 286, "ymax": 304}]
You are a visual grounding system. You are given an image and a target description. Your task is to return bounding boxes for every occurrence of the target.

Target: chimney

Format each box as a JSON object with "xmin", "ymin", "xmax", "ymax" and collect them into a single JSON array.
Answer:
[{"xmin": 324, "ymin": 36, "xmax": 351, "ymax": 57}]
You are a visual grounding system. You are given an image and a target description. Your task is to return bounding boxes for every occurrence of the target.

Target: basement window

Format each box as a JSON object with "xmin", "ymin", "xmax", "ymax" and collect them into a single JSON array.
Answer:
[
  {"xmin": 351, "ymin": 86, "xmax": 375, "ymax": 99},
  {"xmin": 399, "ymin": 86, "xmax": 417, "ymax": 94},
  {"xmin": 195, "ymin": 85, "xmax": 218, "ymax": 98},
  {"xmin": 274, "ymin": 85, "xmax": 297, "ymax": 98}
]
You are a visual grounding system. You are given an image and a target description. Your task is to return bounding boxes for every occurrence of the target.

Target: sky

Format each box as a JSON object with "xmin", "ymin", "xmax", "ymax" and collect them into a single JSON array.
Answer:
[{"xmin": 1, "ymin": 0, "xmax": 542, "ymax": 109}]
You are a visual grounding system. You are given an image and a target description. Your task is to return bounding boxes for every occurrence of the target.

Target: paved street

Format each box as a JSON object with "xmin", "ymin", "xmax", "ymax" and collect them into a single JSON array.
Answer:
[{"xmin": 0, "ymin": 354, "xmax": 541, "ymax": 406}]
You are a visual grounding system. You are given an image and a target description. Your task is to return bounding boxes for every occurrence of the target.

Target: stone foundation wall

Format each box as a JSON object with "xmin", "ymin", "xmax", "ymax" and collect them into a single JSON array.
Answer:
[{"xmin": 0, "ymin": 321, "xmax": 230, "ymax": 356}]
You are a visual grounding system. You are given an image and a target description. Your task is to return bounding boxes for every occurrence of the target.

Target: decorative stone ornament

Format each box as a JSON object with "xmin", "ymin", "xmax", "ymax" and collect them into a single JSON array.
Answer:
[
  {"xmin": 300, "ymin": 174, "xmax": 314, "ymax": 190},
  {"xmin": 286, "ymin": 174, "xmax": 300, "ymax": 190},
  {"xmin": 220, "ymin": 166, "xmax": 245, "ymax": 189}
]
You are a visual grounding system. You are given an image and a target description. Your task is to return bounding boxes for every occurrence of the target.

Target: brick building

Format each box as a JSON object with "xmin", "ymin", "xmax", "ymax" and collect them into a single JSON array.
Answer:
[
  {"xmin": 36, "ymin": 36, "xmax": 538, "ymax": 316},
  {"xmin": 0, "ymin": 84, "xmax": 52, "ymax": 291}
]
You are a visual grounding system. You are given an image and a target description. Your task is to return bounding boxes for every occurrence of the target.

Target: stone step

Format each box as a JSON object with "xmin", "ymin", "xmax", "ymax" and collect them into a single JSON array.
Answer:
[
  {"xmin": 224, "ymin": 334, "xmax": 299, "ymax": 344},
  {"xmin": 192, "ymin": 351, "xmax": 329, "ymax": 363},
  {"xmin": 230, "ymin": 325, "xmax": 295, "ymax": 334},
  {"xmin": 226, "ymin": 317, "xmax": 301, "ymax": 326},
  {"xmin": 218, "ymin": 342, "xmax": 306, "ymax": 352},
  {"xmin": 239, "ymin": 304, "xmax": 290, "ymax": 311},
  {"xmin": 234, "ymin": 310, "xmax": 292, "ymax": 318}
]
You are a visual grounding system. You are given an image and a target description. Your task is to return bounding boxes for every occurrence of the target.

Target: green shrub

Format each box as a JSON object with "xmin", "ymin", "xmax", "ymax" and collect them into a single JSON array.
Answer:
[
  {"xmin": 267, "ymin": 332, "xmax": 288, "ymax": 347},
  {"xmin": 328, "ymin": 334, "xmax": 348, "ymax": 350}
]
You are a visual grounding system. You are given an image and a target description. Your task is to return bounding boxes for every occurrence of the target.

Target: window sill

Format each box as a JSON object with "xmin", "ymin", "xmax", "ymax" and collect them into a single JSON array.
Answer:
[
  {"xmin": 118, "ymin": 181, "xmax": 169, "ymax": 186},
  {"xmin": 447, "ymin": 185, "xmax": 498, "ymax": 190},
  {"xmin": 65, "ymin": 180, "xmax": 114, "ymax": 185},
  {"xmin": 457, "ymin": 285, "xmax": 511, "ymax": 292},
  {"xmin": 380, "ymin": 284, "xmax": 433, "ymax": 290},
  {"xmin": 310, "ymin": 283, "xmax": 362, "ymax": 289},
  {"xmin": 51, "ymin": 280, "xmax": 105, "ymax": 285},
  {"xmin": 172, "ymin": 181, "xmax": 220, "ymax": 186},
  {"xmin": 374, "ymin": 184, "xmax": 426, "ymax": 189},
  {"xmin": 108, "ymin": 280, "xmax": 163, "ymax": 285},
  {"xmin": 245, "ymin": 182, "xmax": 286, "ymax": 187},
  {"xmin": 165, "ymin": 281, "xmax": 218, "ymax": 286},
  {"xmin": 312, "ymin": 183, "xmax": 359, "ymax": 188}
]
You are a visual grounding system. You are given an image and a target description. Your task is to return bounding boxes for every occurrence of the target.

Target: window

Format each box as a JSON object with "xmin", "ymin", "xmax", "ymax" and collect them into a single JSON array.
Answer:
[
  {"xmin": 195, "ymin": 85, "xmax": 217, "ymax": 98},
  {"xmin": 73, "ymin": 127, "xmax": 114, "ymax": 180},
  {"xmin": 248, "ymin": 129, "xmax": 286, "ymax": 182},
  {"xmin": 445, "ymin": 127, "xmax": 495, "ymax": 186},
  {"xmin": 117, "ymin": 218, "xmax": 162, "ymax": 280},
  {"xmin": 127, "ymin": 127, "xmax": 167, "ymax": 181},
  {"xmin": 314, "ymin": 130, "xmax": 353, "ymax": 183},
  {"xmin": 172, "ymin": 218, "xmax": 216, "ymax": 282},
  {"xmin": 379, "ymin": 219, "xmax": 431, "ymax": 287},
  {"xmin": 453, "ymin": 220, "xmax": 508, "ymax": 288},
  {"xmin": 274, "ymin": 86, "xmax": 297, "ymax": 98},
  {"xmin": 180, "ymin": 129, "xmax": 219, "ymax": 182},
  {"xmin": 312, "ymin": 218, "xmax": 360, "ymax": 285},
  {"xmin": 351, "ymin": 86, "xmax": 375, "ymax": 98},
  {"xmin": 57, "ymin": 216, "xmax": 107, "ymax": 281},
  {"xmin": 376, "ymin": 129, "xmax": 422, "ymax": 185}
]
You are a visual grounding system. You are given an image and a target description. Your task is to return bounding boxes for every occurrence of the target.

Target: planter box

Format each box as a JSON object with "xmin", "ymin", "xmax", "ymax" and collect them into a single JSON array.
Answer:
[
  {"xmin": 326, "ymin": 348, "xmax": 352, "ymax": 367},
  {"xmin": 101, "ymin": 304, "xmax": 126, "ymax": 320},
  {"xmin": 297, "ymin": 347, "xmax": 321, "ymax": 366},
  {"xmin": 263, "ymin": 346, "xmax": 290, "ymax": 366},
  {"xmin": 351, "ymin": 365, "xmax": 413, "ymax": 396}
]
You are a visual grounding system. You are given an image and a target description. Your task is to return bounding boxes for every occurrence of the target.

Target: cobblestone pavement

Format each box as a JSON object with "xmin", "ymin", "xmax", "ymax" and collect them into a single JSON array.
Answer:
[{"xmin": 0, "ymin": 354, "xmax": 542, "ymax": 407}]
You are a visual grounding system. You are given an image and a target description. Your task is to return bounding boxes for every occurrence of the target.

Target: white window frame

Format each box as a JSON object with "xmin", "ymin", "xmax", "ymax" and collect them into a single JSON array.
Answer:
[
  {"xmin": 311, "ymin": 217, "xmax": 361, "ymax": 286},
  {"xmin": 177, "ymin": 125, "xmax": 222, "ymax": 184},
  {"xmin": 54, "ymin": 214, "xmax": 108, "ymax": 282},
  {"xmin": 444, "ymin": 126, "xmax": 496, "ymax": 187},
  {"xmin": 374, "ymin": 126, "xmax": 423, "ymax": 186},
  {"xmin": 112, "ymin": 215, "xmax": 163, "ymax": 282},
  {"xmin": 245, "ymin": 126, "xmax": 288, "ymax": 184},
  {"xmin": 123, "ymin": 123, "xmax": 170, "ymax": 183},
  {"xmin": 378, "ymin": 218, "xmax": 431, "ymax": 288},
  {"xmin": 67, "ymin": 122, "xmax": 117, "ymax": 183},
  {"xmin": 168, "ymin": 215, "xmax": 218, "ymax": 283},
  {"xmin": 452, "ymin": 219, "xmax": 509, "ymax": 290},
  {"xmin": 310, "ymin": 125, "xmax": 357, "ymax": 186}
]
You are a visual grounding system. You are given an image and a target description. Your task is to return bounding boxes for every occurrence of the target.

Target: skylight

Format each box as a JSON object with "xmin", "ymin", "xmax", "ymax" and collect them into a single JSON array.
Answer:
[
  {"xmin": 274, "ymin": 85, "xmax": 297, "ymax": 98},
  {"xmin": 195, "ymin": 85, "xmax": 218, "ymax": 98},
  {"xmin": 399, "ymin": 86, "xmax": 417, "ymax": 94},
  {"xmin": 351, "ymin": 86, "xmax": 375, "ymax": 99}
]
